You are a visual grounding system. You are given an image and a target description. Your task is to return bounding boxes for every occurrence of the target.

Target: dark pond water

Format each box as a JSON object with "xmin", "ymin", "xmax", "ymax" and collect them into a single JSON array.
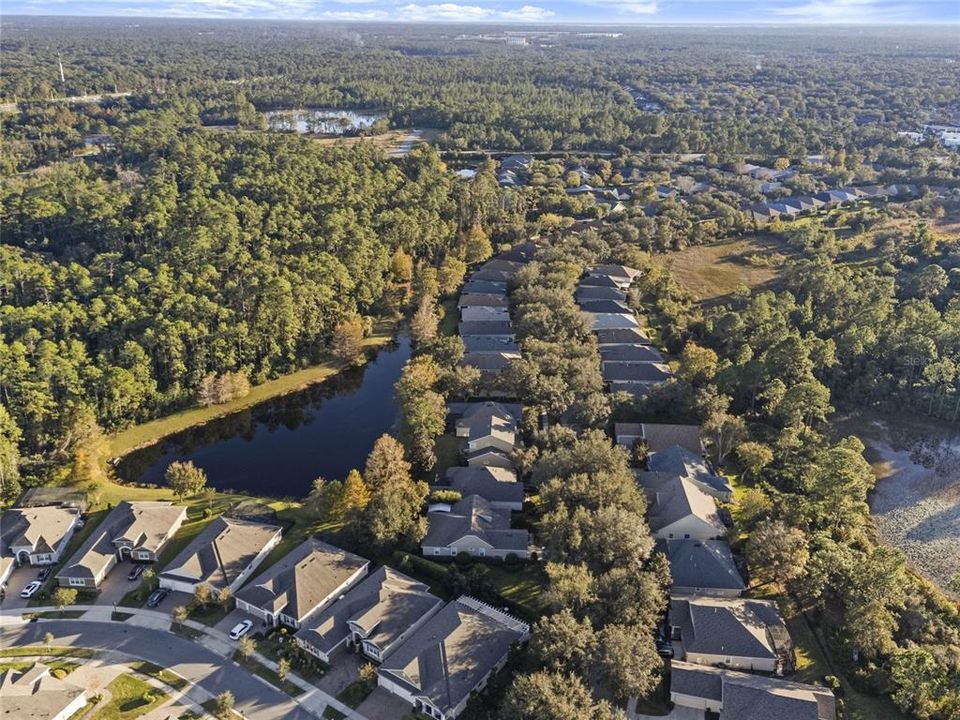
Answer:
[{"xmin": 116, "ymin": 334, "xmax": 411, "ymax": 499}]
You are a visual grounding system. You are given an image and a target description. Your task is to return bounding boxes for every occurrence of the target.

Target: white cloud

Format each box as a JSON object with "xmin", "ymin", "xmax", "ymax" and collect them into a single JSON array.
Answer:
[
  {"xmin": 499, "ymin": 4, "xmax": 554, "ymax": 20},
  {"xmin": 323, "ymin": 8, "xmax": 388, "ymax": 17},
  {"xmin": 772, "ymin": 0, "xmax": 911, "ymax": 23},
  {"xmin": 621, "ymin": 2, "xmax": 658, "ymax": 14},
  {"xmin": 397, "ymin": 3, "xmax": 495, "ymax": 20}
]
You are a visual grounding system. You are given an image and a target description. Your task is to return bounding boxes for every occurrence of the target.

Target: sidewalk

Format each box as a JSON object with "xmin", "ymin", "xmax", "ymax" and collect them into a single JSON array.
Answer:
[{"xmin": 1, "ymin": 604, "xmax": 366, "ymax": 720}]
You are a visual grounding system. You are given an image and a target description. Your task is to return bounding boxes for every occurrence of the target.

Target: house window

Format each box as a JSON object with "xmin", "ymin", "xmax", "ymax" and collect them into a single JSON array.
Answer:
[
  {"xmin": 684, "ymin": 534, "xmax": 690, "ymax": 539},
  {"xmin": 68, "ymin": 577, "xmax": 86, "ymax": 587},
  {"xmin": 433, "ymin": 548, "xmax": 441, "ymax": 556},
  {"xmin": 135, "ymin": 551, "xmax": 151, "ymax": 561}
]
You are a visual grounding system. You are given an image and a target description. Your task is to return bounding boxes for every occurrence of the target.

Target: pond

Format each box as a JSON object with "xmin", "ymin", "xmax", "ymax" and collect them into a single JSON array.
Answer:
[
  {"xmin": 115, "ymin": 334, "xmax": 411, "ymax": 499},
  {"xmin": 263, "ymin": 108, "xmax": 387, "ymax": 135}
]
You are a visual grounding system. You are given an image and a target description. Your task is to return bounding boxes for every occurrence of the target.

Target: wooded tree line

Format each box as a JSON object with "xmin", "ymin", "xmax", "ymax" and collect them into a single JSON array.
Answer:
[
  {"xmin": 625, "ymin": 248, "xmax": 960, "ymax": 719},
  {"xmin": 0, "ymin": 128, "xmax": 473, "ymax": 481}
]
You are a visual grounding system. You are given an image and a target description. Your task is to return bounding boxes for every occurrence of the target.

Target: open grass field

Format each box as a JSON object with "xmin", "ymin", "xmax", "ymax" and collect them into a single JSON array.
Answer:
[
  {"xmin": 89, "ymin": 674, "xmax": 169, "ymax": 720},
  {"xmin": 108, "ymin": 318, "xmax": 397, "ymax": 458},
  {"xmin": 650, "ymin": 234, "xmax": 793, "ymax": 305}
]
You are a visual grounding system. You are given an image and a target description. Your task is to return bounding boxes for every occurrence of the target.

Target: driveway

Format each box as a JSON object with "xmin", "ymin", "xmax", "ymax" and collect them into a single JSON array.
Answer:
[
  {"xmin": 356, "ymin": 686, "xmax": 413, "ymax": 720},
  {"xmin": 94, "ymin": 559, "xmax": 145, "ymax": 605},
  {"xmin": 213, "ymin": 607, "xmax": 264, "ymax": 638},
  {"xmin": 0, "ymin": 565, "xmax": 45, "ymax": 610},
  {"xmin": 2, "ymin": 619, "xmax": 314, "ymax": 720},
  {"xmin": 316, "ymin": 645, "xmax": 363, "ymax": 695}
]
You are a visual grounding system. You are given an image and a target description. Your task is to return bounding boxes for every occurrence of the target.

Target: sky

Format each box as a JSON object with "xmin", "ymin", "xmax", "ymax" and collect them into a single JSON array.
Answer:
[{"xmin": 4, "ymin": 0, "xmax": 958, "ymax": 24}]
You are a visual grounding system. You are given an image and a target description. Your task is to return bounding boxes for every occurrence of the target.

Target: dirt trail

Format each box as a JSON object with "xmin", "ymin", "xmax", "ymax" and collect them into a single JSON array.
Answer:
[{"xmin": 854, "ymin": 416, "xmax": 960, "ymax": 593}]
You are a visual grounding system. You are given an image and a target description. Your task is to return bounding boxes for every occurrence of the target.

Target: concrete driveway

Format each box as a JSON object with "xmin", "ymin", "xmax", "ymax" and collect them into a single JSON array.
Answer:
[
  {"xmin": 0, "ymin": 565, "xmax": 46, "ymax": 610},
  {"xmin": 94, "ymin": 560, "xmax": 147, "ymax": 605},
  {"xmin": 356, "ymin": 686, "xmax": 413, "ymax": 720},
  {"xmin": 2, "ymin": 619, "xmax": 314, "ymax": 720},
  {"xmin": 213, "ymin": 607, "xmax": 264, "ymax": 638}
]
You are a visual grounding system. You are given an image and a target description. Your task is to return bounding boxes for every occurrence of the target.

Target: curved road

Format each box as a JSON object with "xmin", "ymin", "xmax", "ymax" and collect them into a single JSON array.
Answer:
[{"xmin": 1, "ymin": 620, "xmax": 314, "ymax": 720}]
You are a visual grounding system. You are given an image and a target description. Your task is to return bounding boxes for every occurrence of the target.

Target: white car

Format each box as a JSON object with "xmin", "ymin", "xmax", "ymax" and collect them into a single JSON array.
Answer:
[
  {"xmin": 229, "ymin": 619, "xmax": 254, "ymax": 640},
  {"xmin": 20, "ymin": 581, "xmax": 43, "ymax": 599}
]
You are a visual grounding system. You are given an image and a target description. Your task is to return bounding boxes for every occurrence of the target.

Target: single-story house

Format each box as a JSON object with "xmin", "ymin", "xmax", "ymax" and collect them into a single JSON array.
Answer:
[
  {"xmin": 478, "ymin": 259, "xmax": 523, "ymax": 276},
  {"xmin": 461, "ymin": 335, "xmax": 520, "ymax": 354},
  {"xmin": 457, "ymin": 294, "xmax": 510, "ymax": 310},
  {"xmin": 588, "ymin": 313, "xmax": 640, "ymax": 331},
  {"xmin": 465, "ymin": 447, "xmax": 514, "ymax": 469},
  {"xmin": 670, "ymin": 661, "xmax": 836, "ymax": 720},
  {"xmin": 575, "ymin": 286, "xmax": 627, "ymax": 302},
  {"xmin": 1, "ymin": 506, "xmax": 81, "ymax": 580},
  {"xmin": 235, "ymin": 539, "xmax": 369, "ymax": 629},
  {"xmin": 460, "ymin": 351, "xmax": 520, "ymax": 376},
  {"xmin": 460, "ymin": 306, "xmax": 510, "ymax": 323},
  {"xmin": 454, "ymin": 402, "xmax": 518, "ymax": 456},
  {"xmin": 594, "ymin": 327, "xmax": 651, "ymax": 345},
  {"xmin": 461, "ymin": 280, "xmax": 507, "ymax": 296},
  {"xmin": 600, "ymin": 344, "xmax": 664, "ymax": 363},
  {"xmin": 578, "ymin": 299, "xmax": 632, "ymax": 314},
  {"xmin": 601, "ymin": 361, "xmax": 673, "ymax": 385},
  {"xmin": 649, "ymin": 445, "xmax": 733, "ymax": 502},
  {"xmin": 497, "ymin": 241, "xmax": 537, "ymax": 263},
  {"xmin": 56, "ymin": 501, "xmax": 187, "ymax": 589},
  {"xmin": 422, "ymin": 495, "xmax": 529, "ymax": 559},
  {"xmin": 441, "ymin": 466, "xmax": 523, "ymax": 511},
  {"xmin": 586, "ymin": 264, "xmax": 641, "ymax": 288},
  {"xmin": 378, "ymin": 596, "xmax": 529, "ymax": 720},
  {"xmin": 469, "ymin": 269, "xmax": 513, "ymax": 283},
  {"xmin": 458, "ymin": 321, "xmax": 515, "ymax": 338},
  {"xmin": 614, "ymin": 423, "xmax": 702, "ymax": 455},
  {"xmin": 0, "ymin": 662, "xmax": 88, "ymax": 720},
  {"xmin": 638, "ymin": 473, "xmax": 726, "ymax": 540},
  {"xmin": 295, "ymin": 566, "xmax": 443, "ymax": 664},
  {"xmin": 662, "ymin": 539, "xmax": 746, "ymax": 597},
  {"xmin": 159, "ymin": 516, "xmax": 282, "ymax": 595},
  {"xmin": 670, "ymin": 596, "xmax": 792, "ymax": 674},
  {"xmin": 578, "ymin": 274, "xmax": 621, "ymax": 289}
]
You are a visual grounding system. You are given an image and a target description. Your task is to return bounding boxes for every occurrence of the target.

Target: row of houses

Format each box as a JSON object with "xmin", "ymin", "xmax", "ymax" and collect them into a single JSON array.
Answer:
[
  {"xmin": 574, "ymin": 264, "xmax": 674, "ymax": 397},
  {"xmin": 617, "ymin": 424, "xmax": 836, "ymax": 719},
  {"xmin": 748, "ymin": 183, "xmax": 918, "ymax": 222}
]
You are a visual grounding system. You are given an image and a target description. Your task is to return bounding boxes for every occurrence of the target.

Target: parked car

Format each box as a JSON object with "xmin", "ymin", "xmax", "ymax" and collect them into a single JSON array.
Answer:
[
  {"xmin": 20, "ymin": 581, "xmax": 43, "ymax": 599},
  {"xmin": 37, "ymin": 567, "xmax": 52, "ymax": 581},
  {"xmin": 146, "ymin": 589, "xmax": 168, "ymax": 608},
  {"xmin": 127, "ymin": 565, "xmax": 144, "ymax": 581},
  {"xmin": 229, "ymin": 619, "xmax": 253, "ymax": 640}
]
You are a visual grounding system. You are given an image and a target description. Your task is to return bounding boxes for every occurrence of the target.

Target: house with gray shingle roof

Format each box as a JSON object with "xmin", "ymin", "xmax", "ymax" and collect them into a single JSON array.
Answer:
[
  {"xmin": 461, "ymin": 335, "xmax": 519, "ymax": 354},
  {"xmin": 588, "ymin": 313, "xmax": 641, "ymax": 331},
  {"xmin": 671, "ymin": 661, "xmax": 836, "ymax": 719},
  {"xmin": 602, "ymin": 361, "xmax": 673, "ymax": 387},
  {"xmin": 235, "ymin": 539, "xmax": 368, "ymax": 629},
  {"xmin": 0, "ymin": 662, "xmax": 88, "ymax": 720},
  {"xmin": 159, "ymin": 516, "xmax": 282, "ymax": 595},
  {"xmin": 295, "ymin": 566, "xmax": 443, "ymax": 663},
  {"xmin": 670, "ymin": 596, "xmax": 792, "ymax": 674},
  {"xmin": 422, "ymin": 495, "xmax": 529, "ymax": 560},
  {"xmin": 460, "ymin": 305, "xmax": 510, "ymax": 323},
  {"xmin": 637, "ymin": 473, "xmax": 726, "ymax": 541},
  {"xmin": 595, "ymin": 327, "xmax": 652, "ymax": 345},
  {"xmin": 600, "ymin": 344, "xmax": 664, "ymax": 363},
  {"xmin": 56, "ymin": 501, "xmax": 187, "ymax": 589},
  {"xmin": 575, "ymin": 285, "xmax": 628, "ymax": 302},
  {"xmin": 458, "ymin": 321, "xmax": 515, "ymax": 338},
  {"xmin": 614, "ymin": 423, "xmax": 702, "ymax": 455},
  {"xmin": 649, "ymin": 445, "xmax": 733, "ymax": 501},
  {"xmin": 441, "ymin": 466, "xmax": 523, "ymax": 511},
  {"xmin": 457, "ymin": 293, "xmax": 510, "ymax": 310},
  {"xmin": 1, "ymin": 506, "xmax": 80, "ymax": 578},
  {"xmin": 455, "ymin": 402, "xmax": 518, "ymax": 457},
  {"xmin": 662, "ymin": 539, "xmax": 746, "ymax": 597},
  {"xmin": 378, "ymin": 596, "xmax": 529, "ymax": 720},
  {"xmin": 461, "ymin": 280, "xmax": 508, "ymax": 296}
]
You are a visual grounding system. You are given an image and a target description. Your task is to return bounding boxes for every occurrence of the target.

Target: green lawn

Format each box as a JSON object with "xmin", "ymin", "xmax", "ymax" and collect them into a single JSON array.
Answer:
[
  {"xmin": 128, "ymin": 660, "xmax": 189, "ymax": 691},
  {"xmin": 232, "ymin": 652, "xmax": 302, "ymax": 697},
  {"xmin": 109, "ymin": 318, "xmax": 397, "ymax": 457},
  {"xmin": 428, "ymin": 434, "xmax": 461, "ymax": 483},
  {"xmin": 89, "ymin": 674, "xmax": 168, "ymax": 720},
  {"xmin": 484, "ymin": 563, "xmax": 550, "ymax": 619},
  {"xmin": 0, "ymin": 659, "xmax": 79, "ymax": 675},
  {"xmin": 439, "ymin": 298, "xmax": 459, "ymax": 337},
  {"xmin": 0, "ymin": 646, "xmax": 95, "ymax": 660}
]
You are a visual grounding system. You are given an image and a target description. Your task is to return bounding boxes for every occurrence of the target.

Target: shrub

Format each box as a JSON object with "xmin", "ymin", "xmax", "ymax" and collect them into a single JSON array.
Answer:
[
  {"xmin": 429, "ymin": 490, "xmax": 462, "ymax": 504},
  {"xmin": 454, "ymin": 552, "xmax": 474, "ymax": 568}
]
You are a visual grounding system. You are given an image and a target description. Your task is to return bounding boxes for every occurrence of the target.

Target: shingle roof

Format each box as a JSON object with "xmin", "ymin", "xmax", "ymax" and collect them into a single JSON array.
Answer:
[
  {"xmin": 600, "ymin": 344, "xmax": 664, "ymax": 363},
  {"xmin": 1, "ymin": 506, "xmax": 78, "ymax": 557},
  {"xmin": 455, "ymin": 402, "xmax": 518, "ymax": 447},
  {"xmin": 461, "ymin": 281, "xmax": 508, "ymax": 296},
  {"xmin": 575, "ymin": 286, "xmax": 628, "ymax": 301},
  {"xmin": 442, "ymin": 466, "xmax": 523, "ymax": 505},
  {"xmin": 578, "ymin": 299, "xmax": 633, "ymax": 314},
  {"xmin": 671, "ymin": 596, "xmax": 789, "ymax": 660},
  {"xmin": 458, "ymin": 293, "xmax": 510, "ymax": 309},
  {"xmin": 379, "ymin": 597, "xmax": 528, "ymax": 715},
  {"xmin": 423, "ymin": 495, "xmax": 528, "ymax": 552},
  {"xmin": 161, "ymin": 516, "xmax": 281, "ymax": 591},
  {"xmin": 579, "ymin": 275, "xmax": 621, "ymax": 289},
  {"xmin": 458, "ymin": 321, "xmax": 515, "ymax": 337},
  {"xmin": 649, "ymin": 445, "xmax": 732, "ymax": 497},
  {"xmin": 589, "ymin": 313, "xmax": 640, "ymax": 330},
  {"xmin": 670, "ymin": 662, "xmax": 836, "ymax": 720},
  {"xmin": 663, "ymin": 539, "xmax": 746, "ymax": 593},
  {"xmin": 595, "ymin": 327, "xmax": 652, "ymax": 345},
  {"xmin": 236, "ymin": 539, "xmax": 367, "ymax": 622},
  {"xmin": 295, "ymin": 566, "xmax": 442, "ymax": 657},
  {"xmin": 0, "ymin": 663, "xmax": 86, "ymax": 720},
  {"xmin": 602, "ymin": 362, "xmax": 673, "ymax": 382},
  {"xmin": 57, "ymin": 501, "xmax": 186, "ymax": 581},
  {"xmin": 638, "ymin": 474, "xmax": 725, "ymax": 536},
  {"xmin": 461, "ymin": 352, "xmax": 520, "ymax": 372},
  {"xmin": 461, "ymin": 335, "xmax": 520, "ymax": 353},
  {"xmin": 614, "ymin": 423, "xmax": 702, "ymax": 454},
  {"xmin": 587, "ymin": 264, "xmax": 641, "ymax": 280}
]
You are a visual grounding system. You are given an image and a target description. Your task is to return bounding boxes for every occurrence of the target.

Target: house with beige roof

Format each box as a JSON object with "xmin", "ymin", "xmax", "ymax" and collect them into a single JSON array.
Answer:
[
  {"xmin": 378, "ymin": 596, "xmax": 529, "ymax": 720},
  {"xmin": 671, "ymin": 662, "xmax": 835, "ymax": 720},
  {"xmin": 0, "ymin": 663, "xmax": 88, "ymax": 720},
  {"xmin": 295, "ymin": 566, "xmax": 443, "ymax": 663},
  {"xmin": 0, "ymin": 506, "xmax": 80, "ymax": 583},
  {"xmin": 235, "ymin": 539, "xmax": 368, "ymax": 629},
  {"xmin": 56, "ymin": 501, "xmax": 186, "ymax": 589},
  {"xmin": 670, "ymin": 596, "xmax": 792, "ymax": 674},
  {"xmin": 454, "ymin": 402, "xmax": 518, "ymax": 455},
  {"xmin": 159, "ymin": 516, "xmax": 282, "ymax": 595}
]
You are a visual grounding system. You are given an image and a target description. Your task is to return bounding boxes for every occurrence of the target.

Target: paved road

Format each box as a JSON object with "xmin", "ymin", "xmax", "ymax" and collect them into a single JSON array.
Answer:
[{"xmin": 2, "ymin": 620, "xmax": 315, "ymax": 720}]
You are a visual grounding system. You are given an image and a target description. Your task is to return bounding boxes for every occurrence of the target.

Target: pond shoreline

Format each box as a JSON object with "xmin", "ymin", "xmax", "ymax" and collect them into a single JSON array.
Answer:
[{"xmin": 108, "ymin": 318, "xmax": 398, "ymax": 459}]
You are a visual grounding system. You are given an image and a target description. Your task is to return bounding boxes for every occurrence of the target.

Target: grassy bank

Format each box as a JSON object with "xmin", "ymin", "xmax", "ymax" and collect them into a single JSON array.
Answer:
[{"xmin": 108, "ymin": 319, "xmax": 397, "ymax": 457}]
